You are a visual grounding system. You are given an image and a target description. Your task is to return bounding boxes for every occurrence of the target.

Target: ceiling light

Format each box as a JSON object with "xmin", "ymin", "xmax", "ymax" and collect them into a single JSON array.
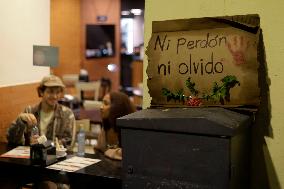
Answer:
[
  {"xmin": 130, "ymin": 9, "xmax": 142, "ymax": 15},
  {"xmin": 107, "ymin": 63, "xmax": 118, "ymax": 72},
  {"xmin": 121, "ymin": 10, "xmax": 130, "ymax": 16}
]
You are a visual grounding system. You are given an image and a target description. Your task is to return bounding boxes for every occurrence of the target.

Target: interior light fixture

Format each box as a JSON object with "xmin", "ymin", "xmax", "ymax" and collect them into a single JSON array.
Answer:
[
  {"xmin": 130, "ymin": 9, "xmax": 142, "ymax": 16},
  {"xmin": 107, "ymin": 63, "xmax": 118, "ymax": 72},
  {"xmin": 121, "ymin": 10, "xmax": 130, "ymax": 16}
]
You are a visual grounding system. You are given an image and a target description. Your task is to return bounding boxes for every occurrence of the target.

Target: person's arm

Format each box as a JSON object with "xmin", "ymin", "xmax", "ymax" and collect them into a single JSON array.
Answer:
[
  {"xmin": 7, "ymin": 107, "xmax": 37, "ymax": 146},
  {"xmin": 7, "ymin": 117, "xmax": 27, "ymax": 145},
  {"xmin": 59, "ymin": 107, "xmax": 76, "ymax": 150}
]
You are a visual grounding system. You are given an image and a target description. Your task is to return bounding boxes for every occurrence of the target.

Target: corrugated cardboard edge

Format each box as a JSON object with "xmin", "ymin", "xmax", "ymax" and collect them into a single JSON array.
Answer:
[{"xmin": 152, "ymin": 14, "xmax": 260, "ymax": 33}]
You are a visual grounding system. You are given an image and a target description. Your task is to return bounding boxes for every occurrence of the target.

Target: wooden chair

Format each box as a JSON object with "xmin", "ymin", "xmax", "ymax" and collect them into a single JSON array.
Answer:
[
  {"xmin": 62, "ymin": 74, "xmax": 79, "ymax": 87},
  {"xmin": 62, "ymin": 74, "xmax": 79, "ymax": 97},
  {"xmin": 75, "ymin": 81, "xmax": 101, "ymax": 102},
  {"xmin": 75, "ymin": 119, "xmax": 98, "ymax": 146}
]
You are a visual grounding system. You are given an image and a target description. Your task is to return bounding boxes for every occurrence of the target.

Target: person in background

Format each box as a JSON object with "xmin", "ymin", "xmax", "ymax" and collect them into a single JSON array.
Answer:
[
  {"xmin": 95, "ymin": 91, "xmax": 136, "ymax": 160},
  {"xmin": 7, "ymin": 75, "xmax": 74, "ymax": 189},
  {"xmin": 7, "ymin": 75, "xmax": 75, "ymax": 149}
]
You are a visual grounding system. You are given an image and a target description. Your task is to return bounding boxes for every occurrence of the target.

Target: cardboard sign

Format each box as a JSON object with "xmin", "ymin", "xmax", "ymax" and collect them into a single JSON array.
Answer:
[{"xmin": 146, "ymin": 16, "xmax": 260, "ymax": 107}]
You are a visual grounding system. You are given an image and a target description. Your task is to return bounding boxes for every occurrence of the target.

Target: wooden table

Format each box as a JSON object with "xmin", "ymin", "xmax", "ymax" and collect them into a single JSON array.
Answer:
[{"xmin": 0, "ymin": 143, "xmax": 121, "ymax": 189}]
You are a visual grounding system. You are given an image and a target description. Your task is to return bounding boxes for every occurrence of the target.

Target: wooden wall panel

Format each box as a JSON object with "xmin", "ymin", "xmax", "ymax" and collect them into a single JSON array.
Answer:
[
  {"xmin": 51, "ymin": 0, "xmax": 121, "ymax": 91},
  {"xmin": 132, "ymin": 60, "xmax": 143, "ymax": 88},
  {"xmin": 131, "ymin": 60, "xmax": 143, "ymax": 107},
  {"xmin": 0, "ymin": 83, "xmax": 40, "ymax": 142},
  {"xmin": 81, "ymin": 0, "xmax": 121, "ymax": 91},
  {"xmin": 50, "ymin": 0, "xmax": 81, "ymax": 77}
]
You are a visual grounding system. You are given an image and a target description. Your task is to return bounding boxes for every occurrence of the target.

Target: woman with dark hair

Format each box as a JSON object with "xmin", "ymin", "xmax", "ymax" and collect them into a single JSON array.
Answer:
[
  {"xmin": 102, "ymin": 91, "xmax": 136, "ymax": 147},
  {"xmin": 95, "ymin": 91, "xmax": 135, "ymax": 159}
]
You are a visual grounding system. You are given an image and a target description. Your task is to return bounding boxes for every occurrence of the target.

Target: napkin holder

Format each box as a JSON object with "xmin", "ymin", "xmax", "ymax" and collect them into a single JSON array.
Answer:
[{"xmin": 30, "ymin": 140, "xmax": 56, "ymax": 166}]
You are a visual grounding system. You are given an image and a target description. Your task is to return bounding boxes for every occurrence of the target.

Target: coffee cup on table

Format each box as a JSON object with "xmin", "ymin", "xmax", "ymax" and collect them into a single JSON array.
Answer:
[{"xmin": 56, "ymin": 147, "xmax": 67, "ymax": 157}]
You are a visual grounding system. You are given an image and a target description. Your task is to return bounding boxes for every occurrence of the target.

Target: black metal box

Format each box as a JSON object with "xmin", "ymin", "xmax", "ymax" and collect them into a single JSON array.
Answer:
[
  {"xmin": 117, "ymin": 108, "xmax": 251, "ymax": 189},
  {"xmin": 30, "ymin": 141, "xmax": 56, "ymax": 166}
]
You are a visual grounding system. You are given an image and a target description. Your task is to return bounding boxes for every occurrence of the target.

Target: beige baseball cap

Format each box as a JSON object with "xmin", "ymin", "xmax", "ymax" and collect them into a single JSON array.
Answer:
[{"xmin": 40, "ymin": 75, "xmax": 65, "ymax": 88}]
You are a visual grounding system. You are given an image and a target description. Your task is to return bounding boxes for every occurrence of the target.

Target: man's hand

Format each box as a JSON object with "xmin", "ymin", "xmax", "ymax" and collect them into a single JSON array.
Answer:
[
  {"xmin": 30, "ymin": 134, "xmax": 40, "ymax": 145},
  {"xmin": 19, "ymin": 113, "xmax": 37, "ymax": 128}
]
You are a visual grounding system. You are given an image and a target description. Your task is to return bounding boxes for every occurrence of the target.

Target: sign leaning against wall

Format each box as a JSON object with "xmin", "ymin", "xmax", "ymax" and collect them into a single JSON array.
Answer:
[{"xmin": 146, "ymin": 15, "xmax": 260, "ymax": 107}]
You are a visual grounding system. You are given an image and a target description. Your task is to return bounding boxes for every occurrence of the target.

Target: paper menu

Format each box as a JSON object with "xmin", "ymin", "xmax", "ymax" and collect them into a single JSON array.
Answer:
[
  {"xmin": 47, "ymin": 156, "xmax": 101, "ymax": 172},
  {"xmin": 0, "ymin": 146, "xmax": 30, "ymax": 159}
]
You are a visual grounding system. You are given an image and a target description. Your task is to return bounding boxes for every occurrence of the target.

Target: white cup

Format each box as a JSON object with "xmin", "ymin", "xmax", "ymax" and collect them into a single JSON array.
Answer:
[{"xmin": 56, "ymin": 148, "xmax": 67, "ymax": 157}]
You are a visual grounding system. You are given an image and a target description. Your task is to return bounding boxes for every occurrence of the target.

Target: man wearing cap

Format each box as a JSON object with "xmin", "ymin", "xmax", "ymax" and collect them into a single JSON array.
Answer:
[{"xmin": 7, "ymin": 75, "xmax": 75, "ymax": 150}]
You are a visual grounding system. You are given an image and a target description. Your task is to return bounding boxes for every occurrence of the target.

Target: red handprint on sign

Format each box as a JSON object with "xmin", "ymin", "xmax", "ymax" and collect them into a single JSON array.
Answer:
[{"xmin": 227, "ymin": 35, "xmax": 250, "ymax": 65}]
